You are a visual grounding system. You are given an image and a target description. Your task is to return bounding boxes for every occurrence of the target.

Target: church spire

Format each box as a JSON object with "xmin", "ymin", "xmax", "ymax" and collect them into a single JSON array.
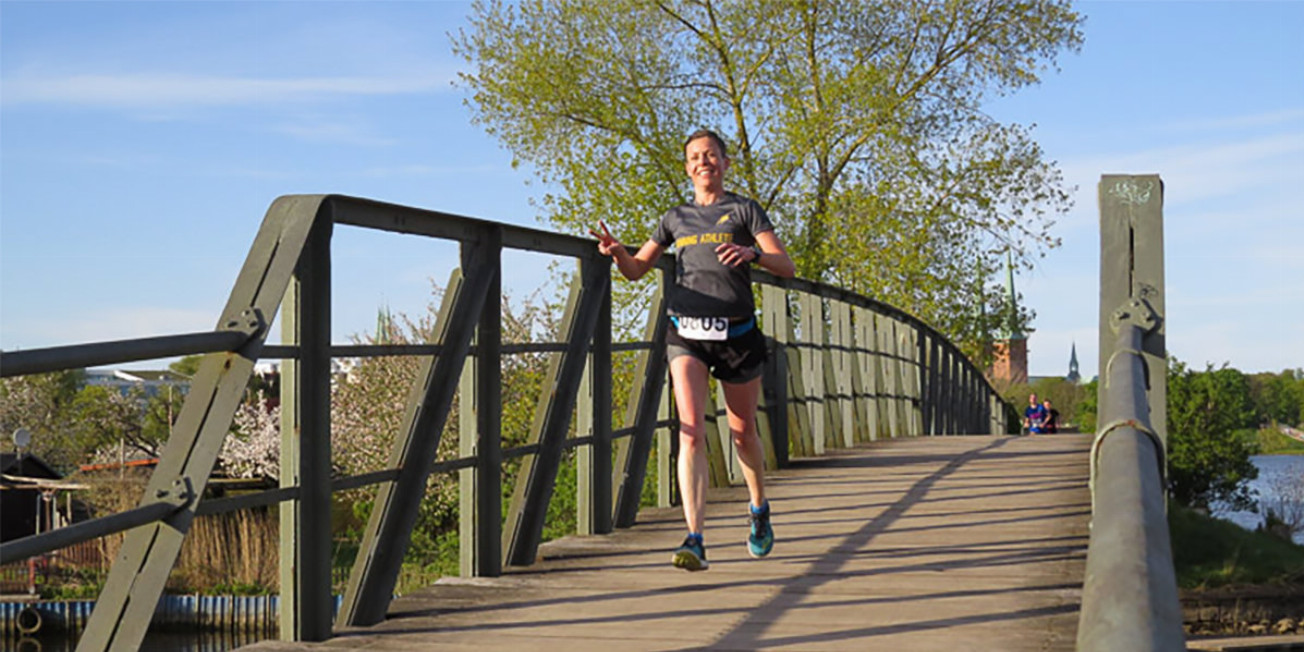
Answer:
[
  {"xmin": 376, "ymin": 304, "xmax": 394, "ymax": 344},
  {"xmin": 1001, "ymin": 251, "xmax": 1025, "ymax": 340},
  {"xmin": 1067, "ymin": 342, "xmax": 1081, "ymax": 383}
]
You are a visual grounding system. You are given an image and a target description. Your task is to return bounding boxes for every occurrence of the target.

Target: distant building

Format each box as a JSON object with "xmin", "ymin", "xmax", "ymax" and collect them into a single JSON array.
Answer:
[
  {"xmin": 1066, "ymin": 342, "xmax": 1081, "ymax": 384},
  {"xmin": 0, "ymin": 453, "xmax": 81, "ymax": 543},
  {"xmin": 989, "ymin": 254, "xmax": 1028, "ymax": 385},
  {"xmin": 84, "ymin": 368, "xmax": 190, "ymax": 400}
]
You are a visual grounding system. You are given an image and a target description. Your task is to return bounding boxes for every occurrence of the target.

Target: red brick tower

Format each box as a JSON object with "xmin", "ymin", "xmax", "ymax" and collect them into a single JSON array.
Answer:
[{"xmin": 990, "ymin": 254, "xmax": 1028, "ymax": 385}]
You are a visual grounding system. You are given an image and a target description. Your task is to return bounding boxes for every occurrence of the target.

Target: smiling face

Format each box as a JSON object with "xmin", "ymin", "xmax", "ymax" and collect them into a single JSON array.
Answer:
[{"xmin": 684, "ymin": 135, "xmax": 729, "ymax": 194}]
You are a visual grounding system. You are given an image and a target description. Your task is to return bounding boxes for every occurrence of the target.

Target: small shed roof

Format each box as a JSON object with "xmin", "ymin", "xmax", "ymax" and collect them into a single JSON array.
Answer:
[{"xmin": 0, "ymin": 452, "xmax": 63, "ymax": 480}]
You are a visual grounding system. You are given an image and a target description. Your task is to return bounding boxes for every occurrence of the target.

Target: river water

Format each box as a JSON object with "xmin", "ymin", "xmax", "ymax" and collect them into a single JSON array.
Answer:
[
  {"xmin": 1212, "ymin": 454, "xmax": 1304, "ymax": 545},
  {"xmin": 5, "ymin": 629, "xmax": 271, "ymax": 652}
]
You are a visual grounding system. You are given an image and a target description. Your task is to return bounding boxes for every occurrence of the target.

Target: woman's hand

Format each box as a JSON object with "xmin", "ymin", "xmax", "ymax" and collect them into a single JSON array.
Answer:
[
  {"xmin": 715, "ymin": 242, "xmax": 757, "ymax": 268},
  {"xmin": 588, "ymin": 220, "xmax": 624, "ymax": 258}
]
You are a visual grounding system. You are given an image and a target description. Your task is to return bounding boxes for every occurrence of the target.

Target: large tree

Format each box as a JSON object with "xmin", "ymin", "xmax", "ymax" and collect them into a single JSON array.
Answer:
[
  {"xmin": 1166, "ymin": 360, "xmax": 1259, "ymax": 511},
  {"xmin": 454, "ymin": 0, "xmax": 1082, "ymax": 351}
]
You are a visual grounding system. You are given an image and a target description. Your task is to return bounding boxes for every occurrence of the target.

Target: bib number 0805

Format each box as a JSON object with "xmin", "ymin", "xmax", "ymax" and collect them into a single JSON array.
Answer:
[{"xmin": 677, "ymin": 316, "xmax": 730, "ymax": 341}]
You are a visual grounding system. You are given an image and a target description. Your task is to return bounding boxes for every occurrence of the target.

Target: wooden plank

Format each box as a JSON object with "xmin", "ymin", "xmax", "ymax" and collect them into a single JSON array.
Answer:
[
  {"xmin": 861, "ymin": 311, "xmax": 882, "ymax": 442},
  {"xmin": 504, "ymin": 259, "xmax": 609, "ymax": 566},
  {"xmin": 80, "ymin": 195, "xmax": 325, "ymax": 652},
  {"xmin": 760, "ymin": 284, "xmax": 790, "ymax": 466},
  {"xmin": 881, "ymin": 318, "xmax": 900, "ymax": 439},
  {"xmin": 906, "ymin": 327, "xmax": 923, "ymax": 437},
  {"xmin": 801, "ymin": 294, "xmax": 827, "ymax": 455},
  {"xmin": 849, "ymin": 306, "xmax": 871, "ymax": 443},
  {"xmin": 577, "ymin": 268, "xmax": 613, "ymax": 536},
  {"xmin": 703, "ymin": 393, "xmax": 731, "ymax": 488},
  {"xmin": 712, "ymin": 381, "xmax": 741, "ymax": 485},
  {"xmin": 612, "ymin": 274, "xmax": 669, "ymax": 528},
  {"xmin": 656, "ymin": 377, "xmax": 675, "ymax": 507},
  {"xmin": 754, "ymin": 368, "xmax": 779, "ymax": 470},
  {"xmin": 342, "ymin": 227, "xmax": 501, "ymax": 626},
  {"xmin": 279, "ymin": 209, "xmax": 334, "ymax": 640},
  {"xmin": 785, "ymin": 346, "xmax": 812, "ymax": 458}
]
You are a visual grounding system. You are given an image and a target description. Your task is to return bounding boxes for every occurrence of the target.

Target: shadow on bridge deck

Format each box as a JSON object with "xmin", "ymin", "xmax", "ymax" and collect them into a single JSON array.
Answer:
[{"xmin": 242, "ymin": 433, "xmax": 1092, "ymax": 652}]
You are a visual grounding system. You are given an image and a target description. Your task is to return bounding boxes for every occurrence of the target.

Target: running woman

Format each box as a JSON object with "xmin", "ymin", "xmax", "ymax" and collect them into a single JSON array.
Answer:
[{"xmin": 590, "ymin": 129, "xmax": 796, "ymax": 571}]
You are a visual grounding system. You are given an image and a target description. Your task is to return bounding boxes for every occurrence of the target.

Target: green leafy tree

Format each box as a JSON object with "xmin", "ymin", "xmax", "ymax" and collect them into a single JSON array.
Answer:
[
  {"xmin": 74, "ymin": 384, "xmax": 187, "ymax": 464},
  {"xmin": 1076, "ymin": 377, "xmax": 1098, "ymax": 434},
  {"xmin": 1247, "ymin": 369, "xmax": 1304, "ymax": 428},
  {"xmin": 142, "ymin": 384, "xmax": 187, "ymax": 447},
  {"xmin": 70, "ymin": 385, "xmax": 149, "ymax": 461},
  {"xmin": 454, "ymin": 0, "xmax": 1083, "ymax": 357},
  {"xmin": 999, "ymin": 376, "xmax": 1089, "ymax": 433},
  {"xmin": 1166, "ymin": 360, "xmax": 1259, "ymax": 511},
  {"xmin": 0, "ymin": 370, "xmax": 84, "ymax": 472},
  {"xmin": 169, "ymin": 355, "xmax": 203, "ymax": 378}
]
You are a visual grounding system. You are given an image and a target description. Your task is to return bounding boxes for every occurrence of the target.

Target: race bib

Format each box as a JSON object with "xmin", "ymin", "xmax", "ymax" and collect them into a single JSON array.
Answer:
[{"xmin": 676, "ymin": 316, "xmax": 730, "ymax": 341}]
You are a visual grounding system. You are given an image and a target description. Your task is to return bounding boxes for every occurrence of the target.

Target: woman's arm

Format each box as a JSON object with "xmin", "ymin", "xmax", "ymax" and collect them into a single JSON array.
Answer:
[
  {"xmin": 590, "ymin": 220, "xmax": 664, "ymax": 280},
  {"xmin": 752, "ymin": 230, "xmax": 796, "ymax": 278}
]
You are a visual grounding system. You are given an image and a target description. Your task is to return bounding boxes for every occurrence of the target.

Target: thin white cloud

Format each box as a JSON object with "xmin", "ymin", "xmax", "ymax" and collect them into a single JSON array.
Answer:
[
  {"xmin": 1175, "ymin": 192, "xmax": 1303, "ymax": 232},
  {"xmin": 1164, "ymin": 109, "xmax": 1304, "ymax": 133},
  {"xmin": 2, "ymin": 71, "xmax": 453, "ymax": 108},
  {"xmin": 273, "ymin": 120, "xmax": 398, "ymax": 147},
  {"xmin": 359, "ymin": 164, "xmax": 501, "ymax": 178},
  {"xmin": 1060, "ymin": 132, "xmax": 1304, "ymax": 206},
  {"xmin": 1170, "ymin": 285, "xmax": 1298, "ymax": 312}
]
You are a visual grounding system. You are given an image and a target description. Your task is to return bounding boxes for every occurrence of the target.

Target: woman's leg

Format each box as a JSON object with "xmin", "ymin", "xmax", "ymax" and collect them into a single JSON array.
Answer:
[
  {"xmin": 722, "ymin": 376, "xmax": 765, "ymax": 509},
  {"xmin": 670, "ymin": 354, "xmax": 711, "ymax": 534}
]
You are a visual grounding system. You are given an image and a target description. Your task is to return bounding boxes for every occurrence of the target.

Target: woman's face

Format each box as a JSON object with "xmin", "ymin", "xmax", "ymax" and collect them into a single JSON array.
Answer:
[{"xmin": 684, "ymin": 136, "xmax": 728, "ymax": 190}]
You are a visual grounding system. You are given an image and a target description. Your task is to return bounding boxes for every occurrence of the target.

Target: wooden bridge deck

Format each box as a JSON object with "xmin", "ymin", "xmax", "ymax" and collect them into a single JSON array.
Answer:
[{"xmin": 244, "ymin": 433, "xmax": 1092, "ymax": 652}]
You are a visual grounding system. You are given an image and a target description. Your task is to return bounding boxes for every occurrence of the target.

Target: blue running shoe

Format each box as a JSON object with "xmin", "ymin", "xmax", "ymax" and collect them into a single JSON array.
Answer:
[
  {"xmin": 748, "ymin": 504, "xmax": 774, "ymax": 558},
  {"xmin": 672, "ymin": 535, "xmax": 709, "ymax": 571}
]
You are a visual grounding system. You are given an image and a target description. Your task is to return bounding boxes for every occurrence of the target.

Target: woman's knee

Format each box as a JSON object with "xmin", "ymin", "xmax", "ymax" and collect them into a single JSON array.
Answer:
[
  {"xmin": 678, "ymin": 421, "xmax": 707, "ymax": 449},
  {"xmin": 731, "ymin": 428, "xmax": 760, "ymax": 450}
]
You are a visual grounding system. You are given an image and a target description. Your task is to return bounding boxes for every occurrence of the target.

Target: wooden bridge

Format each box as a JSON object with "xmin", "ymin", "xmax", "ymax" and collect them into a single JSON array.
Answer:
[
  {"xmin": 244, "ymin": 433, "xmax": 1091, "ymax": 652},
  {"xmin": 1, "ymin": 175, "xmax": 1184, "ymax": 651}
]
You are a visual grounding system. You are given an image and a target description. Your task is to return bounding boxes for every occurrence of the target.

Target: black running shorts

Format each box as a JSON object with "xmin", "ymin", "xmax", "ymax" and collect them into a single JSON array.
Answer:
[{"xmin": 666, "ymin": 321, "xmax": 768, "ymax": 383}]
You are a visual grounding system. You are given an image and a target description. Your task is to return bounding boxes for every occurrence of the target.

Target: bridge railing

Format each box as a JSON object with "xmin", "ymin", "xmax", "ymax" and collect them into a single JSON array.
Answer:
[
  {"xmin": 1, "ymin": 195, "xmax": 1007, "ymax": 650},
  {"xmin": 1077, "ymin": 175, "xmax": 1185, "ymax": 651}
]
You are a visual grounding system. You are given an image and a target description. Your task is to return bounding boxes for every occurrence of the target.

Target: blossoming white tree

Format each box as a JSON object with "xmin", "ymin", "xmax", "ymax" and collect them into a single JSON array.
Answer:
[{"xmin": 219, "ymin": 393, "xmax": 281, "ymax": 481}]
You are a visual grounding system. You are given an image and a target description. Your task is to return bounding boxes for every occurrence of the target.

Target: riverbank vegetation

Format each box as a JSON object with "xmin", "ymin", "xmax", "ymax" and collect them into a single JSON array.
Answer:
[
  {"xmin": 1258, "ymin": 427, "xmax": 1304, "ymax": 455},
  {"xmin": 1170, "ymin": 501, "xmax": 1304, "ymax": 589},
  {"xmin": 1002, "ymin": 362, "xmax": 1304, "ymax": 592},
  {"xmin": 1161, "ymin": 363, "xmax": 1304, "ymax": 592}
]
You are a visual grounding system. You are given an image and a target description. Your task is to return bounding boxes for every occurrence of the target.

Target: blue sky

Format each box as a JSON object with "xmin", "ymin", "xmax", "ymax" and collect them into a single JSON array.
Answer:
[{"xmin": 2, "ymin": 1, "xmax": 1301, "ymax": 379}]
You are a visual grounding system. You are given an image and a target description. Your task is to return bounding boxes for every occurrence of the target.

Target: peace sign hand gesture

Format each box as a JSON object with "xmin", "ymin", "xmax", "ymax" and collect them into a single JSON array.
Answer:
[{"xmin": 588, "ymin": 220, "xmax": 624, "ymax": 258}]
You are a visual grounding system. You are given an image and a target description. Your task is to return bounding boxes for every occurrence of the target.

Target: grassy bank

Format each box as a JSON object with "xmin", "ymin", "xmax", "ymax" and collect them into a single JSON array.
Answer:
[
  {"xmin": 1257, "ymin": 426, "xmax": 1304, "ymax": 455},
  {"xmin": 1170, "ymin": 502, "xmax": 1304, "ymax": 588}
]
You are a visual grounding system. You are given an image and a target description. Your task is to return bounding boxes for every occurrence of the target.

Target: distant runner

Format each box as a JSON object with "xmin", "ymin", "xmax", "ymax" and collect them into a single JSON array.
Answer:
[
  {"xmin": 1042, "ymin": 399, "xmax": 1060, "ymax": 434},
  {"xmin": 1024, "ymin": 393, "xmax": 1048, "ymax": 435}
]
